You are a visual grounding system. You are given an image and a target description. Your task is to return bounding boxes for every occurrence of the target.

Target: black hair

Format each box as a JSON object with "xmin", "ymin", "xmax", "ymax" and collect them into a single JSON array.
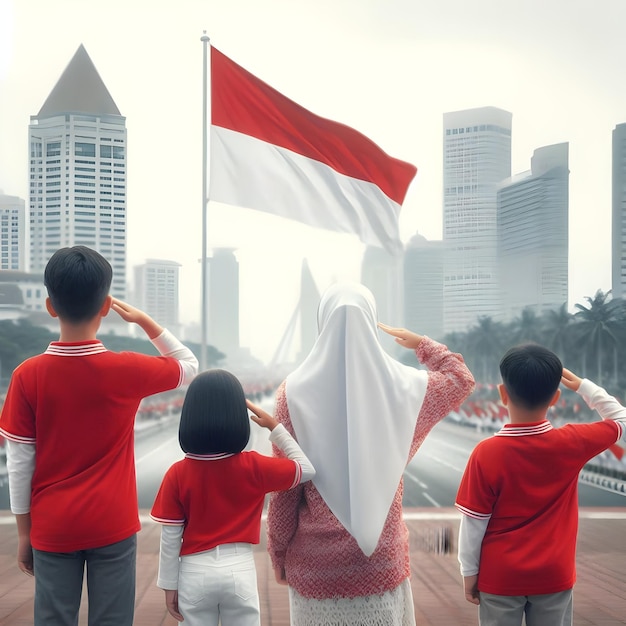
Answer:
[
  {"xmin": 44, "ymin": 246, "xmax": 112, "ymax": 323},
  {"xmin": 178, "ymin": 369, "xmax": 250, "ymax": 455},
  {"xmin": 499, "ymin": 343, "xmax": 562, "ymax": 410}
]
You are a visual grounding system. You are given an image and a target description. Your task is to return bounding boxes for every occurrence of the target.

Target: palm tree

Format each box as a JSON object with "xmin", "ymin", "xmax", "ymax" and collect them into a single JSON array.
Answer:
[
  {"xmin": 541, "ymin": 302, "xmax": 574, "ymax": 361},
  {"xmin": 574, "ymin": 290, "xmax": 622, "ymax": 386},
  {"xmin": 464, "ymin": 316, "xmax": 504, "ymax": 384},
  {"xmin": 511, "ymin": 307, "xmax": 543, "ymax": 344}
]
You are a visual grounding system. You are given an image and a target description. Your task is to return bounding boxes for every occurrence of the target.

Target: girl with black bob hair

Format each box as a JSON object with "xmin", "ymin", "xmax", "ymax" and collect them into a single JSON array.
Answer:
[
  {"xmin": 151, "ymin": 369, "xmax": 315, "ymax": 626},
  {"xmin": 178, "ymin": 369, "xmax": 251, "ymax": 455}
]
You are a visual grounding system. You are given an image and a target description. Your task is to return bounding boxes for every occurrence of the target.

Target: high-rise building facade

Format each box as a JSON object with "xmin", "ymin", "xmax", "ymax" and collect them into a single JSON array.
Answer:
[
  {"xmin": 28, "ymin": 45, "xmax": 127, "ymax": 298},
  {"xmin": 361, "ymin": 246, "xmax": 398, "ymax": 324},
  {"xmin": 361, "ymin": 245, "xmax": 403, "ymax": 354},
  {"xmin": 612, "ymin": 123, "xmax": 626, "ymax": 299},
  {"xmin": 442, "ymin": 107, "xmax": 512, "ymax": 333},
  {"xmin": 0, "ymin": 192, "xmax": 26, "ymax": 270},
  {"xmin": 208, "ymin": 248, "xmax": 240, "ymax": 357},
  {"xmin": 133, "ymin": 259, "xmax": 181, "ymax": 335},
  {"xmin": 497, "ymin": 143, "xmax": 569, "ymax": 320},
  {"xmin": 403, "ymin": 233, "xmax": 444, "ymax": 340}
]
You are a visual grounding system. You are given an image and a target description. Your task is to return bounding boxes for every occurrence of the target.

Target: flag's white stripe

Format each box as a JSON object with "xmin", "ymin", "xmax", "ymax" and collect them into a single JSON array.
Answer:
[{"xmin": 209, "ymin": 126, "xmax": 402, "ymax": 252}]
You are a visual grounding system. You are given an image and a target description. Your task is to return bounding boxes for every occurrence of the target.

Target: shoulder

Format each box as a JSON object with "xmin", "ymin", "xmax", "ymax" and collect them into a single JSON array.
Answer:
[
  {"xmin": 107, "ymin": 350, "xmax": 178, "ymax": 369},
  {"xmin": 560, "ymin": 420, "xmax": 621, "ymax": 436},
  {"xmin": 14, "ymin": 353, "xmax": 45, "ymax": 372},
  {"xmin": 5, "ymin": 354, "xmax": 44, "ymax": 391},
  {"xmin": 162, "ymin": 459, "xmax": 186, "ymax": 477},
  {"xmin": 242, "ymin": 450, "xmax": 286, "ymax": 468},
  {"xmin": 468, "ymin": 436, "xmax": 498, "ymax": 458}
]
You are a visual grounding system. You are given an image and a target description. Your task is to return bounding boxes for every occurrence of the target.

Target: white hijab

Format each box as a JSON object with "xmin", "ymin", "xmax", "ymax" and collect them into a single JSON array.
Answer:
[{"xmin": 286, "ymin": 282, "xmax": 428, "ymax": 556}]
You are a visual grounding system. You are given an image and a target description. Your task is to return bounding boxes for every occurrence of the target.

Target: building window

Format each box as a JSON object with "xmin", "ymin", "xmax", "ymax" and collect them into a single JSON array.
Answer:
[
  {"xmin": 46, "ymin": 142, "xmax": 61, "ymax": 157},
  {"xmin": 75, "ymin": 142, "xmax": 96, "ymax": 157}
]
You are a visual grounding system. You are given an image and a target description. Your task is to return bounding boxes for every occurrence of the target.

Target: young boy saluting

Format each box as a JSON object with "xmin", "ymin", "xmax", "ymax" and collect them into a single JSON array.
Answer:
[
  {"xmin": 0, "ymin": 246, "xmax": 198, "ymax": 626},
  {"xmin": 455, "ymin": 343, "xmax": 626, "ymax": 626}
]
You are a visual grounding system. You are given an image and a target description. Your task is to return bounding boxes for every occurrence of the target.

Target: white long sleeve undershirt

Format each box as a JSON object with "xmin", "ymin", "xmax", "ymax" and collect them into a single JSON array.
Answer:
[
  {"xmin": 151, "ymin": 328, "xmax": 199, "ymax": 387},
  {"xmin": 457, "ymin": 514, "xmax": 489, "ymax": 576},
  {"xmin": 577, "ymin": 379, "xmax": 626, "ymax": 443}
]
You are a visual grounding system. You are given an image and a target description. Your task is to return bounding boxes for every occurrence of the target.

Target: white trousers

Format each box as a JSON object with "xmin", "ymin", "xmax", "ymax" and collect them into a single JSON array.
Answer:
[{"xmin": 178, "ymin": 542, "xmax": 260, "ymax": 626}]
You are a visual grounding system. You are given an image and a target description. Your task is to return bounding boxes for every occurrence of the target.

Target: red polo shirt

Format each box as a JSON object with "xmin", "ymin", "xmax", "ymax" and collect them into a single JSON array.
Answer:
[
  {"xmin": 455, "ymin": 419, "xmax": 622, "ymax": 595},
  {"xmin": 0, "ymin": 341, "xmax": 183, "ymax": 551}
]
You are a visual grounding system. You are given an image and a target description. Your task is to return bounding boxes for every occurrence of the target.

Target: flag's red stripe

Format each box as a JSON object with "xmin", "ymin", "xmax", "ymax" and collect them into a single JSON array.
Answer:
[{"xmin": 211, "ymin": 47, "xmax": 416, "ymax": 205}]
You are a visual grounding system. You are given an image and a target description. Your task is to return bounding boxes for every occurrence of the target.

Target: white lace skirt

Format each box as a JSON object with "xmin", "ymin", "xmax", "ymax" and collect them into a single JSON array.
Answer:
[{"xmin": 288, "ymin": 578, "xmax": 416, "ymax": 626}]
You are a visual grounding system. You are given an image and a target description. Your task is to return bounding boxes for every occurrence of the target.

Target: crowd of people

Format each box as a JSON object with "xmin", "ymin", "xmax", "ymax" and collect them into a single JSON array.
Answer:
[{"xmin": 0, "ymin": 245, "xmax": 625, "ymax": 626}]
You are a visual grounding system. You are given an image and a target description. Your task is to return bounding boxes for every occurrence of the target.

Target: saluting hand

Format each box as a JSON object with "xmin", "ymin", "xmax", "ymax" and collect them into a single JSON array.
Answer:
[
  {"xmin": 246, "ymin": 399, "xmax": 279, "ymax": 431},
  {"xmin": 561, "ymin": 368, "xmax": 582, "ymax": 392},
  {"xmin": 377, "ymin": 323, "xmax": 424, "ymax": 350}
]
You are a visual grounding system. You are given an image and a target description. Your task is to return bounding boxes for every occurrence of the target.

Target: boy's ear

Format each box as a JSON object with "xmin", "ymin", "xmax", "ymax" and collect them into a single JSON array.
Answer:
[
  {"xmin": 549, "ymin": 388, "xmax": 561, "ymax": 407},
  {"xmin": 498, "ymin": 383, "xmax": 508, "ymax": 406},
  {"xmin": 99, "ymin": 295, "xmax": 113, "ymax": 317},
  {"xmin": 45, "ymin": 297, "xmax": 58, "ymax": 319}
]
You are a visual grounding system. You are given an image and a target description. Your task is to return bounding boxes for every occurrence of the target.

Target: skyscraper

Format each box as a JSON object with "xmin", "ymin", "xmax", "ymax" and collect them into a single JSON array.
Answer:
[
  {"xmin": 0, "ymin": 192, "xmax": 26, "ymax": 271},
  {"xmin": 403, "ymin": 233, "xmax": 444, "ymax": 340},
  {"xmin": 361, "ymin": 245, "xmax": 403, "ymax": 354},
  {"xmin": 208, "ymin": 248, "xmax": 240, "ymax": 357},
  {"xmin": 497, "ymin": 143, "xmax": 569, "ymax": 320},
  {"xmin": 442, "ymin": 107, "xmax": 512, "ymax": 333},
  {"xmin": 28, "ymin": 45, "xmax": 127, "ymax": 298},
  {"xmin": 133, "ymin": 259, "xmax": 181, "ymax": 335},
  {"xmin": 612, "ymin": 123, "xmax": 626, "ymax": 299}
]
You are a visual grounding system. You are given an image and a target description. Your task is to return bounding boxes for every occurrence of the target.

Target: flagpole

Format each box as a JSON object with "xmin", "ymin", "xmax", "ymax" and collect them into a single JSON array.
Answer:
[{"xmin": 200, "ymin": 31, "xmax": 210, "ymax": 371}]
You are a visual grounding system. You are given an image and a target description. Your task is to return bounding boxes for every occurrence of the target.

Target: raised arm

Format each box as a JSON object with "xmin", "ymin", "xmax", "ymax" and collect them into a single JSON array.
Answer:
[
  {"xmin": 379, "ymin": 324, "xmax": 475, "ymax": 454},
  {"xmin": 247, "ymin": 399, "xmax": 315, "ymax": 483},
  {"xmin": 413, "ymin": 338, "xmax": 475, "ymax": 449},
  {"xmin": 378, "ymin": 324, "xmax": 474, "ymax": 424},
  {"xmin": 562, "ymin": 368, "xmax": 626, "ymax": 443},
  {"xmin": 111, "ymin": 298, "xmax": 199, "ymax": 385}
]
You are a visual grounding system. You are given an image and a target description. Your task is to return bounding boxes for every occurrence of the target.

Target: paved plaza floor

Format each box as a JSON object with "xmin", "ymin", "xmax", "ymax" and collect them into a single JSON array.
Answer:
[{"xmin": 1, "ymin": 508, "xmax": 625, "ymax": 625}]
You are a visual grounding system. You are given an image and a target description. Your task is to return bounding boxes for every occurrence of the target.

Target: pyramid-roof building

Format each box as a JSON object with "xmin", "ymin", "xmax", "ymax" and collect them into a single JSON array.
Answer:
[{"xmin": 37, "ymin": 44, "xmax": 121, "ymax": 118}]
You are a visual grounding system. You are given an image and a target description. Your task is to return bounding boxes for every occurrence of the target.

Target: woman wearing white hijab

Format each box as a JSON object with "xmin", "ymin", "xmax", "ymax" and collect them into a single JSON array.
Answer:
[{"xmin": 267, "ymin": 282, "xmax": 475, "ymax": 626}]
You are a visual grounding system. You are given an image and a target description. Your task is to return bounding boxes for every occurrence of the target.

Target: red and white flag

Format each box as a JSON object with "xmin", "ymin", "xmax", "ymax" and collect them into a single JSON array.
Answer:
[{"xmin": 209, "ymin": 46, "xmax": 416, "ymax": 254}]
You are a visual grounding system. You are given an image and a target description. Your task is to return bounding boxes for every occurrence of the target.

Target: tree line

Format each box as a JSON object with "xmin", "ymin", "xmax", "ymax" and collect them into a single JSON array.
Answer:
[
  {"xmin": 430, "ymin": 289, "xmax": 626, "ymax": 397},
  {"xmin": 1, "ymin": 288, "xmax": 625, "ymax": 399},
  {"xmin": 0, "ymin": 319, "xmax": 224, "ymax": 392}
]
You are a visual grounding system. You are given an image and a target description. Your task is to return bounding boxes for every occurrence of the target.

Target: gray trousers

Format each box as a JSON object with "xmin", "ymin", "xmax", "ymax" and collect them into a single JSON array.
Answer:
[
  {"xmin": 478, "ymin": 589, "xmax": 573, "ymax": 626},
  {"xmin": 32, "ymin": 534, "xmax": 137, "ymax": 626}
]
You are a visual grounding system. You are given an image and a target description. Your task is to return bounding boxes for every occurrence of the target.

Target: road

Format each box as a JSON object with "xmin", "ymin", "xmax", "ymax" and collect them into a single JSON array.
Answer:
[{"xmin": 1, "ymin": 415, "xmax": 625, "ymax": 511}]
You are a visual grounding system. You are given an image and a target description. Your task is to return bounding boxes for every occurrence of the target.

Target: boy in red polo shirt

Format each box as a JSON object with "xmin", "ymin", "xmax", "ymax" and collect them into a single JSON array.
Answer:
[
  {"xmin": 455, "ymin": 344, "xmax": 626, "ymax": 626},
  {"xmin": 0, "ymin": 246, "xmax": 198, "ymax": 626}
]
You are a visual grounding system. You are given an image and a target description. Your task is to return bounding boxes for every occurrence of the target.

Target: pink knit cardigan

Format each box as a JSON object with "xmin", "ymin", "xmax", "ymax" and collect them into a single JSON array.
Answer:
[{"xmin": 266, "ymin": 336, "xmax": 475, "ymax": 599}]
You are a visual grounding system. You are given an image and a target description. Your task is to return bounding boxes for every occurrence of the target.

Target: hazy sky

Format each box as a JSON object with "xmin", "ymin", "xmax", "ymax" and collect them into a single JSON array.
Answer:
[{"xmin": 1, "ymin": 0, "xmax": 625, "ymax": 362}]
